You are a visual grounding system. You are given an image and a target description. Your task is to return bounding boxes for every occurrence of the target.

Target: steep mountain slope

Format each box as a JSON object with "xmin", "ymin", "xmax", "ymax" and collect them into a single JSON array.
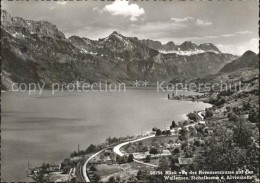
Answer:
[
  {"xmin": 1, "ymin": 10, "xmax": 237, "ymax": 88},
  {"xmin": 219, "ymin": 51, "xmax": 259, "ymax": 73},
  {"xmin": 158, "ymin": 52, "xmax": 236, "ymax": 79},
  {"xmin": 191, "ymin": 50, "xmax": 259, "ymax": 92}
]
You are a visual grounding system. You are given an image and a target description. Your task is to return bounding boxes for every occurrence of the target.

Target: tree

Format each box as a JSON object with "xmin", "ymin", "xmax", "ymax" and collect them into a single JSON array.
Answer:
[
  {"xmin": 36, "ymin": 169, "xmax": 50, "ymax": 183},
  {"xmin": 187, "ymin": 113, "xmax": 199, "ymax": 122},
  {"xmin": 168, "ymin": 139, "xmax": 174, "ymax": 144},
  {"xmin": 142, "ymin": 146, "xmax": 148, "ymax": 152},
  {"xmin": 108, "ymin": 176, "xmax": 116, "ymax": 183},
  {"xmin": 170, "ymin": 157, "xmax": 180, "ymax": 172},
  {"xmin": 116, "ymin": 176, "xmax": 121, "ymax": 182},
  {"xmin": 152, "ymin": 127, "xmax": 158, "ymax": 132},
  {"xmin": 158, "ymin": 157, "xmax": 170, "ymax": 171},
  {"xmin": 242, "ymin": 101, "xmax": 251, "ymax": 111},
  {"xmin": 179, "ymin": 127, "xmax": 188, "ymax": 139},
  {"xmin": 195, "ymin": 128, "xmax": 248, "ymax": 171},
  {"xmin": 233, "ymin": 121, "xmax": 253, "ymax": 149},
  {"xmin": 92, "ymin": 173, "xmax": 101, "ymax": 182},
  {"xmin": 172, "ymin": 148, "xmax": 180, "ymax": 155},
  {"xmin": 189, "ymin": 126, "xmax": 197, "ymax": 137},
  {"xmin": 155, "ymin": 129, "xmax": 162, "ymax": 136},
  {"xmin": 110, "ymin": 152, "xmax": 117, "ymax": 163},
  {"xmin": 90, "ymin": 165, "xmax": 97, "ymax": 171},
  {"xmin": 170, "ymin": 121, "xmax": 177, "ymax": 129},
  {"xmin": 178, "ymin": 135, "xmax": 186, "ymax": 141},
  {"xmin": 246, "ymin": 144, "xmax": 259, "ymax": 175},
  {"xmin": 226, "ymin": 106, "xmax": 231, "ymax": 112},
  {"xmin": 62, "ymin": 166, "xmax": 71, "ymax": 174},
  {"xmin": 215, "ymin": 96, "xmax": 227, "ymax": 107},
  {"xmin": 184, "ymin": 147, "xmax": 193, "ymax": 157},
  {"xmin": 194, "ymin": 139, "xmax": 201, "ymax": 147},
  {"xmin": 137, "ymin": 170, "xmax": 148, "ymax": 180},
  {"xmin": 165, "ymin": 130, "xmax": 171, "ymax": 136},
  {"xmin": 145, "ymin": 155, "xmax": 151, "ymax": 162},
  {"xmin": 71, "ymin": 177, "xmax": 77, "ymax": 183},
  {"xmin": 149, "ymin": 148, "xmax": 159, "ymax": 155},
  {"xmin": 116, "ymin": 155, "xmax": 127, "ymax": 164},
  {"xmin": 248, "ymin": 109, "xmax": 259, "ymax": 123},
  {"xmin": 70, "ymin": 151, "xmax": 78, "ymax": 158},
  {"xmin": 195, "ymin": 124, "xmax": 205, "ymax": 134},
  {"xmin": 128, "ymin": 154, "xmax": 134, "ymax": 163},
  {"xmin": 106, "ymin": 136, "xmax": 112, "ymax": 145},
  {"xmin": 138, "ymin": 141, "xmax": 143, "ymax": 146},
  {"xmin": 162, "ymin": 130, "xmax": 171, "ymax": 136},
  {"xmin": 85, "ymin": 144, "xmax": 97, "ymax": 153},
  {"xmin": 228, "ymin": 113, "xmax": 239, "ymax": 122},
  {"xmin": 181, "ymin": 141, "xmax": 188, "ymax": 150},
  {"xmin": 205, "ymin": 109, "xmax": 213, "ymax": 118}
]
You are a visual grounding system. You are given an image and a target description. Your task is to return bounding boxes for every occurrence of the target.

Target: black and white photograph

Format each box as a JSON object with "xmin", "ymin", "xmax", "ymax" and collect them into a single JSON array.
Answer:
[{"xmin": 1, "ymin": 0, "xmax": 259, "ymax": 182}]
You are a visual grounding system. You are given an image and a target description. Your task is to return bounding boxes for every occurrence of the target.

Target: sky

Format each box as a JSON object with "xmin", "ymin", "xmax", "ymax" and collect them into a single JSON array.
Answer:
[{"xmin": 2, "ymin": 0, "xmax": 259, "ymax": 55}]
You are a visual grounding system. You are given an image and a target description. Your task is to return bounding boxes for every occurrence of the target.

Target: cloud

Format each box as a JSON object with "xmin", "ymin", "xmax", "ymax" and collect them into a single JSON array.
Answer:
[
  {"xmin": 170, "ymin": 17, "xmax": 194, "ymax": 22},
  {"xmin": 171, "ymin": 17, "xmax": 212, "ymax": 26},
  {"xmin": 50, "ymin": 7, "xmax": 55, "ymax": 10},
  {"xmin": 204, "ymin": 35, "xmax": 219, "ymax": 39},
  {"xmin": 221, "ymin": 34, "xmax": 236, "ymax": 37},
  {"xmin": 93, "ymin": 7, "xmax": 103, "ymax": 13},
  {"xmin": 57, "ymin": 1, "xmax": 67, "ymax": 5},
  {"xmin": 126, "ymin": 21, "xmax": 186, "ymax": 41},
  {"xmin": 102, "ymin": 0, "xmax": 145, "ymax": 21},
  {"xmin": 236, "ymin": 31, "xmax": 252, "ymax": 34},
  {"xmin": 204, "ymin": 31, "xmax": 252, "ymax": 39},
  {"xmin": 196, "ymin": 19, "xmax": 212, "ymax": 26},
  {"xmin": 216, "ymin": 38, "xmax": 259, "ymax": 55},
  {"xmin": 130, "ymin": 21, "xmax": 185, "ymax": 32}
]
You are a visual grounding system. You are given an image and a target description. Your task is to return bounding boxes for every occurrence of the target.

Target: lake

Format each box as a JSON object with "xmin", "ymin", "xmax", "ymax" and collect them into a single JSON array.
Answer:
[{"xmin": 1, "ymin": 88, "xmax": 211, "ymax": 181}]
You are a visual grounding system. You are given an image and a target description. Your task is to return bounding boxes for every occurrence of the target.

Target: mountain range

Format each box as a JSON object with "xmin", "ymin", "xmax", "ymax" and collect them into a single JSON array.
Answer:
[{"xmin": 2, "ymin": 10, "xmax": 256, "ymax": 89}]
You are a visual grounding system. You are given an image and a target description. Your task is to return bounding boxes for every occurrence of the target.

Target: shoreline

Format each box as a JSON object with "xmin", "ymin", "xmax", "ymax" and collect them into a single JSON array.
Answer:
[{"xmin": 28, "ymin": 92, "xmax": 212, "ymax": 182}]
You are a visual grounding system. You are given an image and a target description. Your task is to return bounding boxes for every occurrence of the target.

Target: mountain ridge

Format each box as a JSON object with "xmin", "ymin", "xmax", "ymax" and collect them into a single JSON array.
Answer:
[
  {"xmin": 1, "ymin": 10, "xmax": 239, "ymax": 89},
  {"xmin": 219, "ymin": 50, "xmax": 259, "ymax": 73}
]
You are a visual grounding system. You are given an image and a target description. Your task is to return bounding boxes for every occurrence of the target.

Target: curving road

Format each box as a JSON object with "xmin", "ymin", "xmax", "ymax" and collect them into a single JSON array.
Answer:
[
  {"xmin": 78, "ymin": 148, "xmax": 108, "ymax": 182},
  {"xmin": 113, "ymin": 134, "xmax": 159, "ymax": 168},
  {"xmin": 79, "ymin": 111, "xmax": 204, "ymax": 182},
  {"xmin": 113, "ymin": 111, "xmax": 205, "ymax": 167},
  {"xmin": 113, "ymin": 135, "xmax": 155, "ymax": 157}
]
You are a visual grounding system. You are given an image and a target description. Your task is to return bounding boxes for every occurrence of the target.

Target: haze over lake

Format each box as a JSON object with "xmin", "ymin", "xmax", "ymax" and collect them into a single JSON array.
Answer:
[{"xmin": 1, "ymin": 89, "xmax": 211, "ymax": 181}]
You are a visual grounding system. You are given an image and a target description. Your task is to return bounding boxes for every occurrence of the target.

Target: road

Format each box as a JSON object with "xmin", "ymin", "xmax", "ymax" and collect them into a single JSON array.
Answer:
[
  {"xmin": 113, "ymin": 135, "xmax": 155, "ymax": 156},
  {"xmin": 78, "ymin": 148, "xmax": 108, "ymax": 182},
  {"xmin": 113, "ymin": 111, "xmax": 205, "ymax": 167},
  {"xmin": 79, "ymin": 111, "xmax": 204, "ymax": 182},
  {"xmin": 198, "ymin": 111, "xmax": 204, "ymax": 120}
]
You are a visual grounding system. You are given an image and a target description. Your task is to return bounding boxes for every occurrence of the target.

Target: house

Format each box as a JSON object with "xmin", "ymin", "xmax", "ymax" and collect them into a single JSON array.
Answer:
[
  {"xmin": 47, "ymin": 164, "xmax": 60, "ymax": 172},
  {"xmin": 205, "ymin": 127, "xmax": 214, "ymax": 135},
  {"xmin": 165, "ymin": 143, "xmax": 180, "ymax": 149},
  {"xmin": 178, "ymin": 158, "xmax": 193, "ymax": 166},
  {"xmin": 105, "ymin": 156, "xmax": 113, "ymax": 165},
  {"xmin": 91, "ymin": 157, "xmax": 102, "ymax": 164},
  {"xmin": 104, "ymin": 149, "xmax": 112, "ymax": 156}
]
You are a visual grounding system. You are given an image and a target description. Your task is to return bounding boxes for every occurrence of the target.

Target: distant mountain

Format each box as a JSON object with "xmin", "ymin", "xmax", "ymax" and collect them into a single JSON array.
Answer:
[
  {"xmin": 1, "ymin": 10, "xmax": 238, "ymax": 88},
  {"xmin": 191, "ymin": 51, "xmax": 259, "ymax": 89},
  {"xmin": 219, "ymin": 51, "xmax": 259, "ymax": 73},
  {"xmin": 141, "ymin": 40, "xmax": 221, "ymax": 55}
]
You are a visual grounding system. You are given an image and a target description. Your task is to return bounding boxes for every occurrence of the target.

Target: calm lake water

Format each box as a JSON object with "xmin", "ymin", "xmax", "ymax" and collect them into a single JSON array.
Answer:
[{"xmin": 1, "ymin": 89, "xmax": 211, "ymax": 181}]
